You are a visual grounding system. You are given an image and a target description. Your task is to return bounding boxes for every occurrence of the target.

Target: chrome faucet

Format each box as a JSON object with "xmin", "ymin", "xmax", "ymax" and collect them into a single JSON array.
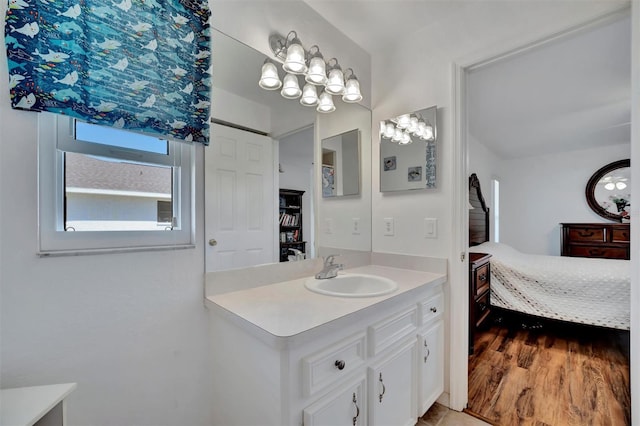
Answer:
[{"xmin": 315, "ymin": 255, "xmax": 344, "ymax": 279}]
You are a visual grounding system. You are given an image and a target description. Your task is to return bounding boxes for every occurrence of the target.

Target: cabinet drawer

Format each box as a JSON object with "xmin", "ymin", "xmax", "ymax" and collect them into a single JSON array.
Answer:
[
  {"xmin": 567, "ymin": 227, "xmax": 605, "ymax": 242},
  {"xmin": 302, "ymin": 332, "xmax": 366, "ymax": 397},
  {"xmin": 612, "ymin": 228, "xmax": 630, "ymax": 243},
  {"xmin": 474, "ymin": 264, "xmax": 490, "ymax": 296},
  {"xmin": 419, "ymin": 293, "xmax": 444, "ymax": 326},
  {"xmin": 368, "ymin": 307, "xmax": 417, "ymax": 357},
  {"xmin": 474, "ymin": 291, "xmax": 491, "ymax": 328},
  {"xmin": 568, "ymin": 245, "xmax": 628, "ymax": 259}
]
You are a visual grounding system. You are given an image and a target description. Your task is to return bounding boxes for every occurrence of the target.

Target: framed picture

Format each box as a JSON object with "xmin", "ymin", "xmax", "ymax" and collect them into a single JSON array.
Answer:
[
  {"xmin": 322, "ymin": 166, "xmax": 335, "ymax": 197},
  {"xmin": 408, "ymin": 166, "xmax": 422, "ymax": 182}
]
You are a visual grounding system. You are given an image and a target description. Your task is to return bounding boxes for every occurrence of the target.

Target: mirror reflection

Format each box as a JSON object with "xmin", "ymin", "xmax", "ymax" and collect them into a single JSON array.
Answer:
[
  {"xmin": 380, "ymin": 106, "xmax": 437, "ymax": 192},
  {"xmin": 586, "ymin": 159, "xmax": 631, "ymax": 222},
  {"xmin": 206, "ymin": 28, "xmax": 371, "ymax": 272},
  {"xmin": 321, "ymin": 129, "xmax": 360, "ymax": 198}
]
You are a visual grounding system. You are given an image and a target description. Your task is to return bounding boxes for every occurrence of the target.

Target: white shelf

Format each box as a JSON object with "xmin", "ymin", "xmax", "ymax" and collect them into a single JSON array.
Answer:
[{"xmin": 1, "ymin": 383, "xmax": 77, "ymax": 426}]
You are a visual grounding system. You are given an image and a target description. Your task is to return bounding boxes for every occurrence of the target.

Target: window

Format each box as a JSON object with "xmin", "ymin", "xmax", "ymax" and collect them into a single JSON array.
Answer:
[{"xmin": 38, "ymin": 113, "xmax": 195, "ymax": 255}]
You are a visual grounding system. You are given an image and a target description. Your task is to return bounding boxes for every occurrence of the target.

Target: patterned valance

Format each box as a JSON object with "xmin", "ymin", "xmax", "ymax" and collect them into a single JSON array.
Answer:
[{"xmin": 5, "ymin": 0, "xmax": 211, "ymax": 144}]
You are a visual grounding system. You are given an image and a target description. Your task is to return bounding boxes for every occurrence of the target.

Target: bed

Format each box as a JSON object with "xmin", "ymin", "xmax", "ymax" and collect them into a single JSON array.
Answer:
[{"xmin": 468, "ymin": 173, "xmax": 630, "ymax": 330}]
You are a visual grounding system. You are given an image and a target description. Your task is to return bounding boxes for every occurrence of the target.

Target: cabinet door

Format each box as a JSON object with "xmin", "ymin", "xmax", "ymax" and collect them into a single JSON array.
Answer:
[
  {"xmin": 303, "ymin": 376, "xmax": 366, "ymax": 426},
  {"xmin": 418, "ymin": 320, "xmax": 444, "ymax": 416},
  {"xmin": 368, "ymin": 339, "xmax": 417, "ymax": 426}
]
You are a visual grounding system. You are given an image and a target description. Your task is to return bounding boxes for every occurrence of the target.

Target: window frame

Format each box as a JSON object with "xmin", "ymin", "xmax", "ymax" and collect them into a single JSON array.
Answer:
[{"xmin": 38, "ymin": 113, "xmax": 195, "ymax": 256}]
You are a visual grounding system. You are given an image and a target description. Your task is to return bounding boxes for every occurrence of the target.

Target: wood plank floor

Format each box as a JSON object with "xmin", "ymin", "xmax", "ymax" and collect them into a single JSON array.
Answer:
[{"xmin": 466, "ymin": 316, "xmax": 630, "ymax": 426}]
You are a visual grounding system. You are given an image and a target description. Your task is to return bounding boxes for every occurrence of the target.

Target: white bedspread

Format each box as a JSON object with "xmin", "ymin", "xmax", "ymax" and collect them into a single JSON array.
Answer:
[{"xmin": 470, "ymin": 242, "xmax": 630, "ymax": 330}]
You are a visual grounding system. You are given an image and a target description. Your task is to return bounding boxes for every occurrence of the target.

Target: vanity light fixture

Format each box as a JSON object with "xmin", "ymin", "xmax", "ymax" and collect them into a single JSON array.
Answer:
[
  {"xmin": 259, "ymin": 30, "xmax": 363, "ymax": 113},
  {"xmin": 380, "ymin": 113, "xmax": 435, "ymax": 144}
]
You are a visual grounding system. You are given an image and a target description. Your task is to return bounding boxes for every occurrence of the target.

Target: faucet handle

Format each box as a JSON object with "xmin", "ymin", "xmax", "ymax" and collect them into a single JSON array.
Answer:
[{"xmin": 325, "ymin": 254, "xmax": 340, "ymax": 265}]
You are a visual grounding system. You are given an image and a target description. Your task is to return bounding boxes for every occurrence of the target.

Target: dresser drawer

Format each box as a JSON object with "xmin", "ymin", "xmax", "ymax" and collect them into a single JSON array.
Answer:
[
  {"xmin": 368, "ymin": 306, "xmax": 417, "ymax": 357},
  {"xmin": 474, "ymin": 264, "xmax": 490, "ymax": 296},
  {"xmin": 612, "ymin": 228, "xmax": 630, "ymax": 243},
  {"xmin": 473, "ymin": 291, "xmax": 491, "ymax": 328},
  {"xmin": 568, "ymin": 245, "xmax": 628, "ymax": 259},
  {"xmin": 419, "ymin": 292, "xmax": 444, "ymax": 326},
  {"xmin": 567, "ymin": 226, "xmax": 605, "ymax": 242},
  {"xmin": 301, "ymin": 332, "xmax": 366, "ymax": 397}
]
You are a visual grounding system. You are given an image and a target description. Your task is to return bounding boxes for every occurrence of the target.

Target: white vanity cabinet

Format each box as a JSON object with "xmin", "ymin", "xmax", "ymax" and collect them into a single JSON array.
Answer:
[{"xmin": 207, "ymin": 269, "xmax": 446, "ymax": 426}]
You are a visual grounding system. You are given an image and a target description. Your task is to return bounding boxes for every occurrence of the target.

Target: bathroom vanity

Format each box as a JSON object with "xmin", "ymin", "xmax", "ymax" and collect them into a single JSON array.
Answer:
[{"xmin": 206, "ymin": 264, "xmax": 446, "ymax": 426}]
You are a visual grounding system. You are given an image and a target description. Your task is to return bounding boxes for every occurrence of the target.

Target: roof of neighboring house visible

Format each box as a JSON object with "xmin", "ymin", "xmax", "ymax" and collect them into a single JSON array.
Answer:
[{"xmin": 65, "ymin": 152, "xmax": 172, "ymax": 195}]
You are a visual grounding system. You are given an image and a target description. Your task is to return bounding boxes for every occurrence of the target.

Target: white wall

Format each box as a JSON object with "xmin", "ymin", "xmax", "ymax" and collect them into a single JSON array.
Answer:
[
  {"xmin": 211, "ymin": 86, "xmax": 271, "ymax": 133},
  {"xmin": 499, "ymin": 143, "xmax": 630, "ymax": 255}
]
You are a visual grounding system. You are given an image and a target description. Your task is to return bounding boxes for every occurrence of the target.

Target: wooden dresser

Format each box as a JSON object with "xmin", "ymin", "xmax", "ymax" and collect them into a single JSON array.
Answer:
[
  {"xmin": 469, "ymin": 252, "xmax": 492, "ymax": 354},
  {"xmin": 560, "ymin": 223, "xmax": 630, "ymax": 260}
]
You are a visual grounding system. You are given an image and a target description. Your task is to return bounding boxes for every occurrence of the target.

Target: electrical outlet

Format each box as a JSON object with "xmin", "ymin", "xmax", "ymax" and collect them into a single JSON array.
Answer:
[
  {"xmin": 383, "ymin": 217, "xmax": 394, "ymax": 236},
  {"xmin": 424, "ymin": 218, "xmax": 437, "ymax": 238},
  {"xmin": 352, "ymin": 218, "xmax": 360, "ymax": 235},
  {"xmin": 325, "ymin": 218, "xmax": 333, "ymax": 234}
]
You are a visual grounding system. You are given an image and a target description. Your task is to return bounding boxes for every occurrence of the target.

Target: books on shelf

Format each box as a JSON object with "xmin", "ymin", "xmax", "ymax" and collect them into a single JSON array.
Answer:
[{"xmin": 279, "ymin": 212, "xmax": 300, "ymax": 226}]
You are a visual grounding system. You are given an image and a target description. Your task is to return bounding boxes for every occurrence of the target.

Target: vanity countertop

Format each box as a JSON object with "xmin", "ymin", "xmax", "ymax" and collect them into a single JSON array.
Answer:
[{"xmin": 205, "ymin": 264, "xmax": 446, "ymax": 339}]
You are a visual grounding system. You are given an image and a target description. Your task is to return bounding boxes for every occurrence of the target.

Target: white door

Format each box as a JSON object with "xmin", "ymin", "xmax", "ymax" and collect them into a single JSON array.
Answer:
[{"xmin": 205, "ymin": 123, "xmax": 276, "ymax": 272}]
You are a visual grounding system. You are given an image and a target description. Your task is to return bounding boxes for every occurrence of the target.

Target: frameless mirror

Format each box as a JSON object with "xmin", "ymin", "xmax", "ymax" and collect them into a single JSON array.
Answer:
[
  {"xmin": 207, "ymin": 28, "xmax": 371, "ymax": 271},
  {"xmin": 379, "ymin": 105, "xmax": 437, "ymax": 192},
  {"xmin": 586, "ymin": 159, "xmax": 630, "ymax": 222},
  {"xmin": 321, "ymin": 129, "xmax": 360, "ymax": 198}
]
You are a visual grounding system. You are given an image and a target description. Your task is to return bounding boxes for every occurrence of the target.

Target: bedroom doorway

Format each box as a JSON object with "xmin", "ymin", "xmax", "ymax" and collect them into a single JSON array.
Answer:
[{"xmin": 451, "ymin": 6, "xmax": 635, "ymax": 425}]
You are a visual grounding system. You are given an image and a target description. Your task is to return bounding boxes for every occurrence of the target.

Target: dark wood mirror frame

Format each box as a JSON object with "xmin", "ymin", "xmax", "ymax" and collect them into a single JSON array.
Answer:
[{"xmin": 585, "ymin": 159, "xmax": 630, "ymax": 222}]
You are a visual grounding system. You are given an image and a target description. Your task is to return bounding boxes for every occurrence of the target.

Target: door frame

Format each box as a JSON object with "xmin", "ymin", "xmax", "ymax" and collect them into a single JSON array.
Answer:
[{"xmin": 449, "ymin": 6, "xmax": 636, "ymax": 415}]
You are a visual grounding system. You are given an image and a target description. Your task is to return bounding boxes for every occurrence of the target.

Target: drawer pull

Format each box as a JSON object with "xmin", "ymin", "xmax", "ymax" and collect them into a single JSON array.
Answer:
[
  {"xmin": 378, "ymin": 372, "xmax": 386, "ymax": 403},
  {"xmin": 479, "ymin": 274, "xmax": 487, "ymax": 281},
  {"xmin": 334, "ymin": 360, "xmax": 345, "ymax": 370},
  {"xmin": 352, "ymin": 393, "xmax": 359, "ymax": 426},
  {"xmin": 430, "ymin": 306, "xmax": 438, "ymax": 313},
  {"xmin": 578, "ymin": 230, "xmax": 595, "ymax": 237},
  {"xmin": 588, "ymin": 249, "xmax": 605, "ymax": 256},
  {"xmin": 424, "ymin": 340, "xmax": 430, "ymax": 363}
]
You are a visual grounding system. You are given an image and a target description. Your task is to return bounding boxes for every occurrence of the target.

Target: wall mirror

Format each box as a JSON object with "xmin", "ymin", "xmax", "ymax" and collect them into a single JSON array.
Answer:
[
  {"xmin": 206, "ymin": 28, "xmax": 371, "ymax": 272},
  {"xmin": 379, "ymin": 105, "xmax": 437, "ymax": 192},
  {"xmin": 321, "ymin": 129, "xmax": 360, "ymax": 198},
  {"xmin": 586, "ymin": 159, "xmax": 630, "ymax": 222}
]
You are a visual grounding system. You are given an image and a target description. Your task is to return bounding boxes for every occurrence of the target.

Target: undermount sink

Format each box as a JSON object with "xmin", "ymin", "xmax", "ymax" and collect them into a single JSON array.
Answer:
[{"xmin": 305, "ymin": 273, "xmax": 398, "ymax": 298}]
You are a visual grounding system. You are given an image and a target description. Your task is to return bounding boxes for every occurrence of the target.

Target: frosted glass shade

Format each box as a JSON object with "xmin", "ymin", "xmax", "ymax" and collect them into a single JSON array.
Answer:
[
  {"xmin": 384, "ymin": 123, "xmax": 395, "ymax": 139},
  {"xmin": 283, "ymin": 42, "xmax": 307, "ymax": 74},
  {"xmin": 342, "ymin": 77, "xmax": 362, "ymax": 103},
  {"xmin": 300, "ymin": 84, "xmax": 319, "ymax": 106},
  {"xmin": 422, "ymin": 125, "xmax": 434, "ymax": 141},
  {"xmin": 392, "ymin": 128, "xmax": 403, "ymax": 142},
  {"xmin": 325, "ymin": 68, "xmax": 345, "ymax": 95},
  {"xmin": 258, "ymin": 61, "xmax": 282, "ymax": 90},
  {"xmin": 281, "ymin": 74, "xmax": 301, "ymax": 99},
  {"xmin": 317, "ymin": 91, "xmax": 335, "ymax": 113},
  {"xmin": 396, "ymin": 114, "xmax": 410, "ymax": 129},
  {"xmin": 408, "ymin": 116, "xmax": 418, "ymax": 133},
  {"xmin": 306, "ymin": 56, "xmax": 327, "ymax": 85},
  {"xmin": 399, "ymin": 132, "xmax": 412, "ymax": 145}
]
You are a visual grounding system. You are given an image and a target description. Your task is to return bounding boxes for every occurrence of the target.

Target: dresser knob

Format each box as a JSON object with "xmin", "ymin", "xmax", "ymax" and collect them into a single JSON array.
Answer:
[
  {"xmin": 335, "ymin": 360, "xmax": 345, "ymax": 370},
  {"xmin": 430, "ymin": 307, "xmax": 437, "ymax": 313}
]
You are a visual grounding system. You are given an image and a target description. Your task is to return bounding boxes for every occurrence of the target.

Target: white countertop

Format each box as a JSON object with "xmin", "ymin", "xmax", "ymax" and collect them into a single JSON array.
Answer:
[
  {"xmin": 1, "ymin": 383, "xmax": 77, "ymax": 426},
  {"xmin": 206, "ymin": 265, "xmax": 446, "ymax": 338}
]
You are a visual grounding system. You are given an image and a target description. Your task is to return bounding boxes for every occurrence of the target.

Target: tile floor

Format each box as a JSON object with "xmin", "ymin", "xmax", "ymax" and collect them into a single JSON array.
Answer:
[{"xmin": 418, "ymin": 403, "xmax": 490, "ymax": 426}]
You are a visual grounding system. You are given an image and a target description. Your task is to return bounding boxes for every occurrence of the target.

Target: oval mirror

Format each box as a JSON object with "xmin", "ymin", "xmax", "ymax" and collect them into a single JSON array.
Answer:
[{"xmin": 586, "ymin": 159, "xmax": 630, "ymax": 222}]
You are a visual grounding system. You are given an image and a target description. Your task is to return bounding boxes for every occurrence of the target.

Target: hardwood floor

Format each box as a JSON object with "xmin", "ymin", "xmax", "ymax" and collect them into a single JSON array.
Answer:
[{"xmin": 467, "ymin": 315, "xmax": 630, "ymax": 426}]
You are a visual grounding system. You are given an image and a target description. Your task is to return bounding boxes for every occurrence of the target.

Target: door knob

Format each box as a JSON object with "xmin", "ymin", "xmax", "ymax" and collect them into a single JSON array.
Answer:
[{"xmin": 209, "ymin": 239, "xmax": 217, "ymax": 246}]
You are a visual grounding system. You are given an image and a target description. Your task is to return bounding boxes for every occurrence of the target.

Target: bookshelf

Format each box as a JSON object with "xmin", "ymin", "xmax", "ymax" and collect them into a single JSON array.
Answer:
[{"xmin": 279, "ymin": 189, "xmax": 306, "ymax": 262}]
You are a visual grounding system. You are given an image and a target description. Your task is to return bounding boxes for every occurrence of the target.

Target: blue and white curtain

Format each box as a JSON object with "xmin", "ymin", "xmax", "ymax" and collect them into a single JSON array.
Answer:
[{"xmin": 5, "ymin": 0, "xmax": 211, "ymax": 144}]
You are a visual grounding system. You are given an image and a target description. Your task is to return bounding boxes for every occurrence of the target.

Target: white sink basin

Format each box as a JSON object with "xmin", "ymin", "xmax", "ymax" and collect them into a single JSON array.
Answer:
[{"xmin": 305, "ymin": 273, "xmax": 398, "ymax": 298}]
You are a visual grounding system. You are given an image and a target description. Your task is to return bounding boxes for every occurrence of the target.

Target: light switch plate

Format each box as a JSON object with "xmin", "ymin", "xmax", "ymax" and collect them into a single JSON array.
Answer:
[
  {"xmin": 352, "ymin": 218, "xmax": 360, "ymax": 235},
  {"xmin": 424, "ymin": 218, "xmax": 437, "ymax": 238},
  {"xmin": 383, "ymin": 217, "xmax": 394, "ymax": 236}
]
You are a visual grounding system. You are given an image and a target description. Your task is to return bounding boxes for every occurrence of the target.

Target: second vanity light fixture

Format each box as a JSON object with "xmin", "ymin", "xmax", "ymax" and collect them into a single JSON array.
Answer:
[
  {"xmin": 258, "ymin": 30, "xmax": 363, "ymax": 113},
  {"xmin": 380, "ymin": 114, "xmax": 435, "ymax": 145}
]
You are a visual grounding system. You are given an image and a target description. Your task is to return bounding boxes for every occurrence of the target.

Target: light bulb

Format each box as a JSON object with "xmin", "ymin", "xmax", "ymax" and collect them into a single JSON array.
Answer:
[
  {"xmin": 396, "ymin": 114, "xmax": 410, "ymax": 129},
  {"xmin": 317, "ymin": 91, "xmax": 335, "ymax": 113},
  {"xmin": 281, "ymin": 73, "xmax": 301, "ymax": 99},
  {"xmin": 300, "ymin": 84, "xmax": 318, "ymax": 106},
  {"xmin": 283, "ymin": 40, "xmax": 307, "ymax": 75},
  {"xmin": 616, "ymin": 182, "xmax": 627, "ymax": 190},
  {"xmin": 342, "ymin": 76, "xmax": 362, "ymax": 103},
  {"xmin": 604, "ymin": 183, "xmax": 615, "ymax": 190},
  {"xmin": 258, "ymin": 61, "xmax": 282, "ymax": 90},
  {"xmin": 306, "ymin": 56, "xmax": 327, "ymax": 85}
]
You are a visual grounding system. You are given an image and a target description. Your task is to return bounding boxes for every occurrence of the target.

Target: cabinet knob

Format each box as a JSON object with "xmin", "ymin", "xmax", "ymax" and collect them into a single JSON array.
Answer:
[
  {"xmin": 430, "ymin": 306, "xmax": 438, "ymax": 313},
  {"xmin": 334, "ymin": 360, "xmax": 346, "ymax": 370}
]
